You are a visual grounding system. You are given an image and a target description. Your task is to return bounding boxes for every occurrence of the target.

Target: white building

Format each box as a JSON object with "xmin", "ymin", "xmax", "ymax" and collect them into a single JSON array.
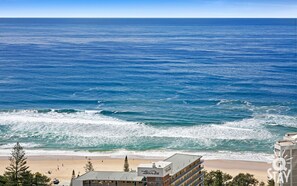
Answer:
[
  {"xmin": 73, "ymin": 153, "xmax": 204, "ymax": 186},
  {"xmin": 274, "ymin": 132, "xmax": 297, "ymax": 186}
]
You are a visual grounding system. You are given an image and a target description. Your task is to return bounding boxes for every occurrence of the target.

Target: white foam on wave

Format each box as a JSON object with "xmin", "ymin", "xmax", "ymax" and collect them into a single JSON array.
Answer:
[
  {"xmin": 0, "ymin": 109, "xmax": 295, "ymax": 161},
  {"xmin": 224, "ymin": 114, "xmax": 297, "ymax": 129},
  {"xmin": 0, "ymin": 109, "xmax": 292, "ymax": 162},
  {"xmin": 214, "ymin": 99, "xmax": 252, "ymax": 108},
  {"xmin": 0, "ymin": 142, "xmax": 41, "ymax": 149},
  {"xmin": 0, "ymin": 148, "xmax": 273, "ymax": 162},
  {"xmin": 0, "ymin": 109, "xmax": 274, "ymax": 144}
]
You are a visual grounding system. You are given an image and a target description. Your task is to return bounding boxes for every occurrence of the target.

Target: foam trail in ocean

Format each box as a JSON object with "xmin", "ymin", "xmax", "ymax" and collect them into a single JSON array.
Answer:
[
  {"xmin": 0, "ymin": 142, "xmax": 41, "ymax": 149},
  {"xmin": 0, "ymin": 109, "xmax": 273, "ymax": 141},
  {"xmin": 0, "ymin": 109, "xmax": 295, "ymax": 161}
]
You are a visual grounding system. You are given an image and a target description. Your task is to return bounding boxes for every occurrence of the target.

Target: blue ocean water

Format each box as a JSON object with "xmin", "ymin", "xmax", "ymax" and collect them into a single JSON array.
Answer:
[{"xmin": 0, "ymin": 18, "xmax": 296, "ymax": 159}]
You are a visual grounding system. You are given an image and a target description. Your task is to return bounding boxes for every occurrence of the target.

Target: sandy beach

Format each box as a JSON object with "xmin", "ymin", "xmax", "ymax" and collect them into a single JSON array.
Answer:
[{"xmin": 0, "ymin": 155, "xmax": 270, "ymax": 185}]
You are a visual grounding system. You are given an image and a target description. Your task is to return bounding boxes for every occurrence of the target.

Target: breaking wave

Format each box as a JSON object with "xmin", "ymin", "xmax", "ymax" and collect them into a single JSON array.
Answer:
[
  {"xmin": 0, "ymin": 109, "xmax": 275, "ymax": 141},
  {"xmin": 0, "ymin": 108, "xmax": 295, "ymax": 161}
]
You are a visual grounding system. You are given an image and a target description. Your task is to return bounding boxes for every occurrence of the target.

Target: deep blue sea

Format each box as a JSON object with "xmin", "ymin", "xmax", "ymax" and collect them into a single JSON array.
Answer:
[{"xmin": 0, "ymin": 18, "xmax": 296, "ymax": 160}]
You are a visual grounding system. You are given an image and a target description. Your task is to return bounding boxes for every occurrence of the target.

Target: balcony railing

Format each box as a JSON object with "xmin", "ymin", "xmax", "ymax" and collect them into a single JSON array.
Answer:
[
  {"xmin": 171, "ymin": 166, "xmax": 204, "ymax": 185},
  {"xmin": 170, "ymin": 160, "xmax": 204, "ymax": 184},
  {"xmin": 186, "ymin": 172, "xmax": 204, "ymax": 186}
]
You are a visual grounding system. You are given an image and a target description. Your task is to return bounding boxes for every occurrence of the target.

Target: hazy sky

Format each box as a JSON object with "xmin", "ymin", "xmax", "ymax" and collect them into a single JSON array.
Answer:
[{"xmin": 0, "ymin": 0, "xmax": 296, "ymax": 18}]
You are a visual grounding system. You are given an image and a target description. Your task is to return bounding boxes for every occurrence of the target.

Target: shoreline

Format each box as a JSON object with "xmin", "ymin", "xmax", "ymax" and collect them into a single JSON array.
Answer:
[
  {"xmin": 0, "ymin": 148, "xmax": 274, "ymax": 162},
  {"xmin": 0, "ymin": 155, "xmax": 271, "ymax": 185}
]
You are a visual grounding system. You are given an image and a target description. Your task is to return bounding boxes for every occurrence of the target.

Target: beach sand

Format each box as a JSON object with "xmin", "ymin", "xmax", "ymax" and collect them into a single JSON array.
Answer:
[{"xmin": 0, "ymin": 156, "xmax": 270, "ymax": 185}]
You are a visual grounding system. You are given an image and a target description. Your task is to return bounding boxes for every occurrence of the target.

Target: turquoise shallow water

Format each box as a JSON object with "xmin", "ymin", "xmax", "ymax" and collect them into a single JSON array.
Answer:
[{"xmin": 0, "ymin": 18, "xmax": 296, "ymax": 159}]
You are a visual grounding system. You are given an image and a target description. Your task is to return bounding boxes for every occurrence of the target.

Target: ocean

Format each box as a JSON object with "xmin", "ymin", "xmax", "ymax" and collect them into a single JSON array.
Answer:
[{"xmin": 0, "ymin": 18, "xmax": 296, "ymax": 161}]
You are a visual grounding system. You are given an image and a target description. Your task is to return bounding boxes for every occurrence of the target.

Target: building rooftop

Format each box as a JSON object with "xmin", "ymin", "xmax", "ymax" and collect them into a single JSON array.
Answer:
[
  {"xmin": 275, "ymin": 132, "xmax": 297, "ymax": 147},
  {"xmin": 276, "ymin": 140, "xmax": 297, "ymax": 147},
  {"xmin": 285, "ymin": 132, "xmax": 297, "ymax": 136},
  {"xmin": 138, "ymin": 161, "xmax": 172, "ymax": 169},
  {"xmin": 74, "ymin": 153, "xmax": 203, "ymax": 182},
  {"xmin": 284, "ymin": 132, "xmax": 297, "ymax": 140},
  {"xmin": 165, "ymin": 153, "xmax": 202, "ymax": 175},
  {"xmin": 75, "ymin": 171, "xmax": 143, "ymax": 182}
]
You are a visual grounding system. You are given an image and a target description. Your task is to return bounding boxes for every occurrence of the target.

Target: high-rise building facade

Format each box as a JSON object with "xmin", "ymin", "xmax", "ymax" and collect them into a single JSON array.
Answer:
[{"xmin": 274, "ymin": 132, "xmax": 297, "ymax": 186}]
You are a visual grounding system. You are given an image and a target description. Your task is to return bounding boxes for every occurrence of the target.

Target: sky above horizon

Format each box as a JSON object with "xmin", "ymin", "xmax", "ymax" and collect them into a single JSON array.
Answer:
[{"xmin": 0, "ymin": 0, "xmax": 296, "ymax": 18}]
